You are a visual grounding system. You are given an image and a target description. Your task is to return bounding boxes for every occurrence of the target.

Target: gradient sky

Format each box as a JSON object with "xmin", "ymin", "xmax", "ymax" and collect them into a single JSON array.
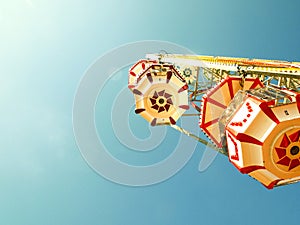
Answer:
[{"xmin": 1, "ymin": 0, "xmax": 300, "ymax": 224}]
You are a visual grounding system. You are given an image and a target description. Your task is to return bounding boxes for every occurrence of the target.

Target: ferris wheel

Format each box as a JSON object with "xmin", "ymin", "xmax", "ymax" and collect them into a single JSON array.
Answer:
[{"xmin": 128, "ymin": 53, "xmax": 300, "ymax": 189}]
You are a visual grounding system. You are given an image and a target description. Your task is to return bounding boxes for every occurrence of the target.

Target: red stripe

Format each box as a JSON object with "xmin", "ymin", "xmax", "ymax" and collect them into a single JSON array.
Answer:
[
  {"xmin": 151, "ymin": 118, "xmax": 157, "ymax": 126},
  {"xmin": 249, "ymin": 78, "xmax": 263, "ymax": 89},
  {"xmin": 130, "ymin": 71, "xmax": 136, "ymax": 76},
  {"xmin": 169, "ymin": 117, "xmax": 176, "ymax": 125},
  {"xmin": 259, "ymin": 102, "xmax": 279, "ymax": 124},
  {"xmin": 207, "ymin": 97, "xmax": 227, "ymax": 109},
  {"xmin": 192, "ymin": 102, "xmax": 201, "ymax": 112},
  {"xmin": 228, "ymin": 79, "xmax": 234, "ymax": 99},
  {"xmin": 206, "ymin": 80, "xmax": 225, "ymax": 96},
  {"xmin": 200, "ymin": 125, "xmax": 222, "ymax": 147},
  {"xmin": 236, "ymin": 133, "xmax": 263, "ymax": 146},
  {"xmin": 133, "ymin": 89, "xmax": 143, "ymax": 96},
  {"xmin": 203, "ymin": 118, "xmax": 219, "ymax": 127},
  {"xmin": 199, "ymin": 97, "xmax": 223, "ymax": 147},
  {"xmin": 179, "ymin": 105, "xmax": 190, "ymax": 110},
  {"xmin": 166, "ymin": 71, "xmax": 172, "ymax": 84},
  {"xmin": 206, "ymin": 76, "xmax": 239, "ymax": 97},
  {"xmin": 170, "ymin": 65, "xmax": 186, "ymax": 81},
  {"xmin": 240, "ymin": 166, "xmax": 265, "ymax": 174},
  {"xmin": 265, "ymin": 179, "xmax": 282, "ymax": 189},
  {"xmin": 296, "ymin": 94, "xmax": 300, "ymax": 113},
  {"xmin": 227, "ymin": 133, "xmax": 239, "ymax": 161},
  {"xmin": 146, "ymin": 73, "xmax": 153, "ymax": 83},
  {"xmin": 178, "ymin": 84, "xmax": 188, "ymax": 93},
  {"xmin": 135, "ymin": 108, "xmax": 145, "ymax": 114}
]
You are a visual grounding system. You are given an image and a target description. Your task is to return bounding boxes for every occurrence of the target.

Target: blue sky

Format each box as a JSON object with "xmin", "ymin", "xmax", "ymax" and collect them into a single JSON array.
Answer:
[{"xmin": 1, "ymin": 0, "xmax": 300, "ymax": 224}]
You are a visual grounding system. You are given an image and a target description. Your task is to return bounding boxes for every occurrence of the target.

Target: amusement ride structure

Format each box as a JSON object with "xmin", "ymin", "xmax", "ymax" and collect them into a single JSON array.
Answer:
[{"xmin": 128, "ymin": 53, "xmax": 300, "ymax": 189}]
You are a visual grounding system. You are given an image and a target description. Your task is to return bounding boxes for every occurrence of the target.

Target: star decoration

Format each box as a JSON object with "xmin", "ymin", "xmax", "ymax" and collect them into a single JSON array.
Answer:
[
  {"xmin": 275, "ymin": 130, "xmax": 300, "ymax": 171},
  {"xmin": 150, "ymin": 90, "xmax": 173, "ymax": 113}
]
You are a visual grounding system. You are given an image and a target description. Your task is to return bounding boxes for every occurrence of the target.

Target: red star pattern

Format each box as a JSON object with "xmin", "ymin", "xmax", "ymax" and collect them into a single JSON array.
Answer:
[
  {"xmin": 150, "ymin": 90, "xmax": 173, "ymax": 113},
  {"xmin": 275, "ymin": 130, "xmax": 300, "ymax": 171}
]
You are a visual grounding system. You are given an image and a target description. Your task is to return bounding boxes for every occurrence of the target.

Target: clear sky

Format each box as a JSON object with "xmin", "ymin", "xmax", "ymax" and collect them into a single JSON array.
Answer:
[{"xmin": 1, "ymin": 0, "xmax": 300, "ymax": 224}]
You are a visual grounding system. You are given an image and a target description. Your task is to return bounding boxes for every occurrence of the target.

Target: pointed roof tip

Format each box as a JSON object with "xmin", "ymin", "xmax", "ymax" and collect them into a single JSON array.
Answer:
[
  {"xmin": 133, "ymin": 89, "xmax": 143, "ymax": 96},
  {"xmin": 135, "ymin": 108, "xmax": 145, "ymax": 114},
  {"xmin": 178, "ymin": 84, "xmax": 188, "ymax": 93},
  {"xmin": 151, "ymin": 118, "xmax": 157, "ymax": 126},
  {"xmin": 179, "ymin": 105, "xmax": 190, "ymax": 110},
  {"xmin": 146, "ymin": 73, "xmax": 153, "ymax": 83},
  {"xmin": 169, "ymin": 117, "xmax": 176, "ymax": 125}
]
